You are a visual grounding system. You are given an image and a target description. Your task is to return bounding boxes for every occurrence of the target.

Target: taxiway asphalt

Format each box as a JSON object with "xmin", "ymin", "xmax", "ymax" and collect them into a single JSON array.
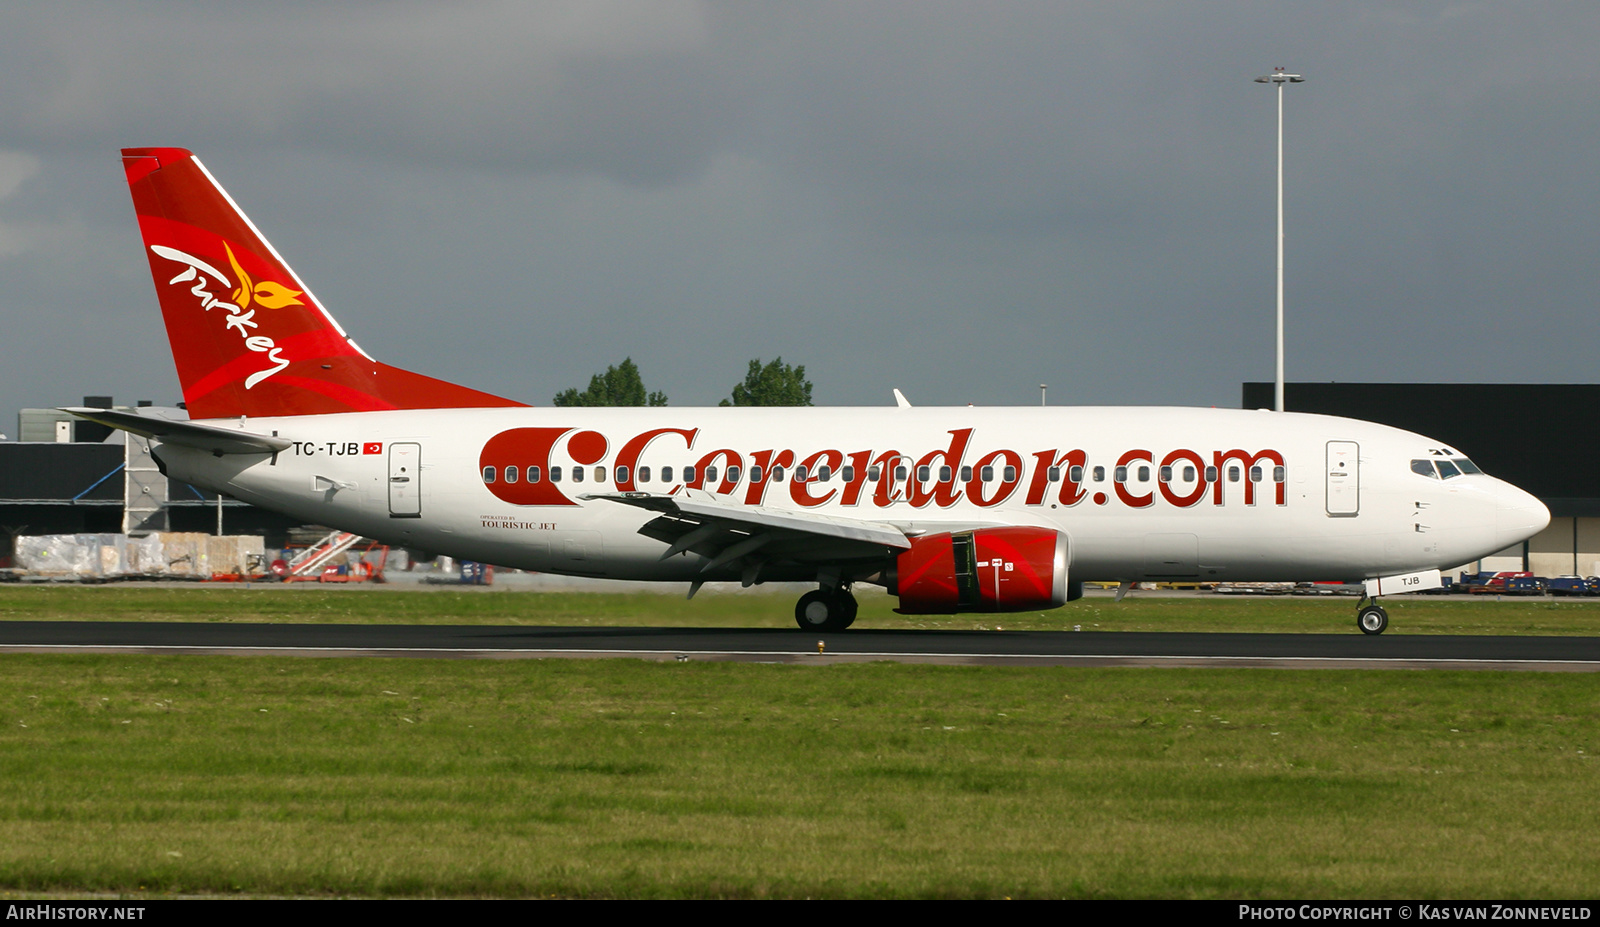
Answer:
[{"xmin": 2, "ymin": 621, "xmax": 1598, "ymax": 670}]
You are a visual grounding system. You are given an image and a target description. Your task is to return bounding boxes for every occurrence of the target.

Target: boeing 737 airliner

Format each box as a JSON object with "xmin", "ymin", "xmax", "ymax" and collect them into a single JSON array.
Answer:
[{"xmin": 68, "ymin": 148, "xmax": 1551, "ymax": 634}]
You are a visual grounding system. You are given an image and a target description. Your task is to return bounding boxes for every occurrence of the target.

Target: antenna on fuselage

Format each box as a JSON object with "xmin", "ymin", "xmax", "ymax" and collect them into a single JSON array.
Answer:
[{"xmin": 893, "ymin": 389, "xmax": 912, "ymax": 408}]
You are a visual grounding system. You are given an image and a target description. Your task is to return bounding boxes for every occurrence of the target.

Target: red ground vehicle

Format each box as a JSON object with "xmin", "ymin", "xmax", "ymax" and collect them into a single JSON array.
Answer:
[{"xmin": 1459, "ymin": 571, "xmax": 1543, "ymax": 595}]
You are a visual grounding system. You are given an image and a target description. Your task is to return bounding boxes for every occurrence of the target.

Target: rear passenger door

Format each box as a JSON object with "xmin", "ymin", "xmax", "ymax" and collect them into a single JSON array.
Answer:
[{"xmin": 389, "ymin": 442, "xmax": 422, "ymax": 517}]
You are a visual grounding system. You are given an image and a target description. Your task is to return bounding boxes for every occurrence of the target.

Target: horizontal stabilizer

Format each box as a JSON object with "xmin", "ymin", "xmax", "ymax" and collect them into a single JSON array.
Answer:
[{"xmin": 61, "ymin": 407, "xmax": 292, "ymax": 456}]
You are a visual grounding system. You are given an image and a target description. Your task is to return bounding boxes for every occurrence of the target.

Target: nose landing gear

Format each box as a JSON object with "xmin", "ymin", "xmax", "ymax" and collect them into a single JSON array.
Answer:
[
  {"xmin": 795, "ymin": 586, "xmax": 858, "ymax": 631},
  {"xmin": 1357, "ymin": 599, "xmax": 1389, "ymax": 635}
]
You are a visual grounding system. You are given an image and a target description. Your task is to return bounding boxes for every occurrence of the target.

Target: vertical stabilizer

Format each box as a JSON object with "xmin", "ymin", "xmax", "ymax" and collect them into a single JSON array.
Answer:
[{"xmin": 122, "ymin": 147, "xmax": 526, "ymax": 419}]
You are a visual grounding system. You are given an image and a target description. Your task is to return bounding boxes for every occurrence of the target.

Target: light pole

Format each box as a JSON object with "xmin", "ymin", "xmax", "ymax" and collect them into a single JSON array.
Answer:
[{"xmin": 1254, "ymin": 67, "xmax": 1303, "ymax": 413}]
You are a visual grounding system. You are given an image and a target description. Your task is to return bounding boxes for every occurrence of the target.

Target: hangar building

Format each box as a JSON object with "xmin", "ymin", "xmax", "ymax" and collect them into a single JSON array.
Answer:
[{"xmin": 1, "ymin": 398, "xmax": 300, "ymax": 565}]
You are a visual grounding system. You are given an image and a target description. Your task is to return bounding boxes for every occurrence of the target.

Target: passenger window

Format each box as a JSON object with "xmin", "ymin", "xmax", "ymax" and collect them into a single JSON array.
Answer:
[
  {"xmin": 1047, "ymin": 466, "xmax": 1060, "ymax": 482},
  {"xmin": 982, "ymin": 466, "xmax": 995, "ymax": 482},
  {"xmin": 867, "ymin": 466, "xmax": 880, "ymax": 482},
  {"xmin": 571, "ymin": 466, "xmax": 584, "ymax": 483},
  {"xmin": 728, "ymin": 466, "xmax": 741, "ymax": 483},
  {"xmin": 1183, "ymin": 466, "xmax": 1196, "ymax": 481},
  {"xmin": 841, "ymin": 466, "xmax": 854, "ymax": 482},
  {"xmin": 594, "ymin": 466, "xmax": 606, "ymax": 482},
  {"xmin": 636, "ymin": 465, "xmax": 649, "ymax": 483},
  {"xmin": 961, "ymin": 466, "xmax": 973, "ymax": 482},
  {"xmin": 482, "ymin": 466, "xmax": 496, "ymax": 483},
  {"xmin": 938, "ymin": 466, "xmax": 951, "ymax": 483},
  {"xmin": 1093, "ymin": 466, "xmax": 1105, "ymax": 482},
  {"xmin": 706, "ymin": 466, "xmax": 718, "ymax": 483},
  {"xmin": 528, "ymin": 466, "xmax": 541, "ymax": 483},
  {"xmin": 772, "ymin": 466, "xmax": 786, "ymax": 483},
  {"xmin": 818, "ymin": 465, "xmax": 831, "ymax": 482},
  {"xmin": 794, "ymin": 465, "xmax": 808, "ymax": 482},
  {"xmin": 551, "ymin": 466, "xmax": 563, "ymax": 482},
  {"xmin": 894, "ymin": 466, "xmax": 907, "ymax": 481},
  {"xmin": 751, "ymin": 465, "xmax": 763, "ymax": 482},
  {"xmin": 1249, "ymin": 466, "xmax": 1262, "ymax": 482},
  {"xmin": 1003, "ymin": 466, "xmax": 1017, "ymax": 481},
  {"xmin": 1229, "ymin": 466, "xmax": 1240, "ymax": 482},
  {"xmin": 917, "ymin": 465, "xmax": 930, "ymax": 482},
  {"xmin": 614, "ymin": 465, "xmax": 628, "ymax": 484},
  {"xmin": 1114, "ymin": 466, "xmax": 1127, "ymax": 482},
  {"xmin": 1205, "ymin": 466, "xmax": 1217, "ymax": 482},
  {"xmin": 683, "ymin": 466, "xmax": 696, "ymax": 484},
  {"xmin": 1273, "ymin": 465, "xmax": 1285, "ymax": 483},
  {"xmin": 1160, "ymin": 466, "xmax": 1173, "ymax": 482},
  {"xmin": 1069, "ymin": 465, "xmax": 1083, "ymax": 482},
  {"xmin": 505, "ymin": 465, "xmax": 519, "ymax": 483},
  {"xmin": 1137, "ymin": 466, "xmax": 1150, "ymax": 482}
]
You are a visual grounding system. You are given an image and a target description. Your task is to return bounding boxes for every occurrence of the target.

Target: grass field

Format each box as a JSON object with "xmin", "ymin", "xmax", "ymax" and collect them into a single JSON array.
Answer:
[
  {"xmin": 1, "ymin": 654, "xmax": 1597, "ymax": 898},
  {"xmin": 4, "ymin": 583, "xmax": 1600, "ymax": 635},
  {"xmin": 2, "ymin": 586, "xmax": 1598, "ymax": 898}
]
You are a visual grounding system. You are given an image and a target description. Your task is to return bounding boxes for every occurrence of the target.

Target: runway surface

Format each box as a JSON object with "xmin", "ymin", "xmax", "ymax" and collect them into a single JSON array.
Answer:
[{"xmin": 3, "ymin": 621, "xmax": 1599, "ymax": 670}]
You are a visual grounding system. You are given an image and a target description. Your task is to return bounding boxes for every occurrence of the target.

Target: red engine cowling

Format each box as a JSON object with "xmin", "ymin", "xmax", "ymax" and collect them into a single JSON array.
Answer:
[{"xmin": 890, "ymin": 527, "xmax": 1073, "ymax": 614}]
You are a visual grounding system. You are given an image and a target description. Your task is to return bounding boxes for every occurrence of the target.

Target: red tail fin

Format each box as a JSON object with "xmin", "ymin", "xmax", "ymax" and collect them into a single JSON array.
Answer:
[{"xmin": 122, "ymin": 147, "xmax": 526, "ymax": 419}]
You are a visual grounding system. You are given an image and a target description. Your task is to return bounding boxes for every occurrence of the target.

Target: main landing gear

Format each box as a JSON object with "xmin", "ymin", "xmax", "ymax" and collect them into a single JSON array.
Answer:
[
  {"xmin": 1357, "ymin": 599, "xmax": 1389, "ymax": 636},
  {"xmin": 795, "ymin": 586, "xmax": 858, "ymax": 632}
]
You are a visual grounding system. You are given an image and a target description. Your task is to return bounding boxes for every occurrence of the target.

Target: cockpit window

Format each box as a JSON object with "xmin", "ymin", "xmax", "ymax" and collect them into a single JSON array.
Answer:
[{"xmin": 1412, "ymin": 457, "xmax": 1482, "ymax": 479}]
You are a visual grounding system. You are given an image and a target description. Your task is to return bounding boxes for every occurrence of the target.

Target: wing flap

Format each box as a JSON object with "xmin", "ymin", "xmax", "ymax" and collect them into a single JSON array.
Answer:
[
  {"xmin": 582, "ymin": 490, "xmax": 913, "ymax": 578},
  {"xmin": 586, "ymin": 490, "xmax": 913, "ymax": 550}
]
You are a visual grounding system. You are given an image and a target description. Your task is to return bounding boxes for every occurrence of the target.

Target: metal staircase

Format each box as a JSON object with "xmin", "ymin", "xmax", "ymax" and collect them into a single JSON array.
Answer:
[{"xmin": 287, "ymin": 530, "xmax": 361, "ymax": 578}]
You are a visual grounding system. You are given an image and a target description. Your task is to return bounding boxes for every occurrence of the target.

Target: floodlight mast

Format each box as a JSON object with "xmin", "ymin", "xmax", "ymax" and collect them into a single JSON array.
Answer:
[{"xmin": 1254, "ymin": 68, "xmax": 1304, "ymax": 413}]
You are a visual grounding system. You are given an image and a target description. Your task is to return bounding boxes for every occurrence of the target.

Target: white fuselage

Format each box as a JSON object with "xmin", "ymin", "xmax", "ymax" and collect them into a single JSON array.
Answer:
[{"xmin": 153, "ymin": 405, "xmax": 1550, "ymax": 585}]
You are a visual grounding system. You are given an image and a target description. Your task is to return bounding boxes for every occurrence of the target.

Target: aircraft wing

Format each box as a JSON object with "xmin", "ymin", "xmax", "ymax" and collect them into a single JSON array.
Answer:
[
  {"xmin": 61, "ymin": 407, "xmax": 293, "ymax": 456},
  {"xmin": 582, "ymin": 490, "xmax": 913, "ymax": 579}
]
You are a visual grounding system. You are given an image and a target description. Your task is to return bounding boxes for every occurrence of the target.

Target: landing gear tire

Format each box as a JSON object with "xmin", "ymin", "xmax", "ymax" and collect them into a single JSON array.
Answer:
[
  {"xmin": 1357, "ymin": 604, "xmax": 1389, "ymax": 636},
  {"xmin": 838, "ymin": 591, "xmax": 859, "ymax": 630},
  {"xmin": 796, "ymin": 589, "xmax": 857, "ymax": 632}
]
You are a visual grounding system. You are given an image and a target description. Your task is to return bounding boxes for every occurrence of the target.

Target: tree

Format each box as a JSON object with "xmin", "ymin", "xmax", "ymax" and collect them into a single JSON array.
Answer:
[
  {"xmin": 552, "ymin": 357, "xmax": 667, "ymax": 407},
  {"xmin": 720, "ymin": 357, "xmax": 813, "ymax": 407}
]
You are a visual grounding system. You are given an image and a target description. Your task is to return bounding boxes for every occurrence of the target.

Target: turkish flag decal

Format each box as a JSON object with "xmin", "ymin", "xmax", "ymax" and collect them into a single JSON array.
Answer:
[{"xmin": 363, "ymin": 442, "xmax": 383, "ymax": 455}]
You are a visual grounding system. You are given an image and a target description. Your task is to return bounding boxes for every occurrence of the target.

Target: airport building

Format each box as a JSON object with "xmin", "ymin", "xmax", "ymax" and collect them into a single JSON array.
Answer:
[{"xmin": 1, "ymin": 397, "xmax": 300, "ymax": 565}]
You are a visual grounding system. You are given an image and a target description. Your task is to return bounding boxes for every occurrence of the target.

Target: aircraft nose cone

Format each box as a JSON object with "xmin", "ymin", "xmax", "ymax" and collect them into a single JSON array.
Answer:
[{"xmin": 1495, "ymin": 483, "xmax": 1550, "ymax": 550}]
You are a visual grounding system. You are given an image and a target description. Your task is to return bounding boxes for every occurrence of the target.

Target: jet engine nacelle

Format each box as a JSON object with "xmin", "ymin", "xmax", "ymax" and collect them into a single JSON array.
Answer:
[{"xmin": 889, "ymin": 526, "xmax": 1076, "ymax": 614}]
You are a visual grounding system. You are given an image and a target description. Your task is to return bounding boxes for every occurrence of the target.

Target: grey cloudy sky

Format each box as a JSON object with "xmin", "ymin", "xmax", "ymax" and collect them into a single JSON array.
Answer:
[{"xmin": 2, "ymin": 1, "xmax": 1597, "ymax": 421}]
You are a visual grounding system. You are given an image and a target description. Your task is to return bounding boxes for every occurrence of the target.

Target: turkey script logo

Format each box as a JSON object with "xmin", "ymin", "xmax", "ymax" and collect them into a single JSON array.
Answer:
[{"xmin": 150, "ymin": 243, "xmax": 306, "ymax": 389}]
